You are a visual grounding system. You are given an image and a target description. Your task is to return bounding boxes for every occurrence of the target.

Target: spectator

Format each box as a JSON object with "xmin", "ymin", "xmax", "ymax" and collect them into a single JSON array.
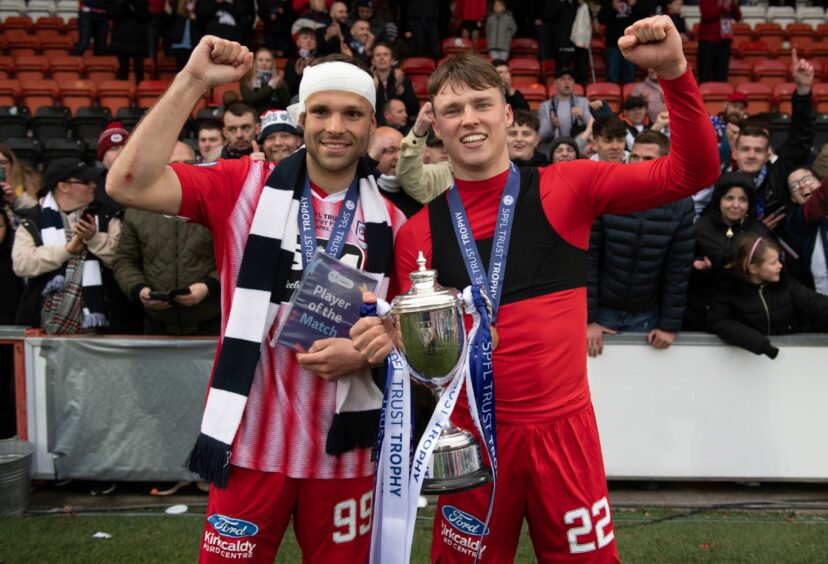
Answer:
[
  {"xmin": 697, "ymin": 0, "xmax": 741, "ymax": 83},
  {"xmin": 0, "ymin": 144, "xmax": 40, "ymax": 213},
  {"xmin": 587, "ymin": 130, "xmax": 694, "ymax": 356},
  {"xmin": 423, "ymin": 130, "xmax": 449, "ymax": 164},
  {"xmin": 549, "ymin": 136, "xmax": 580, "ymax": 163},
  {"xmin": 631, "ymin": 68, "xmax": 666, "ymax": 124},
  {"xmin": 507, "ymin": 109, "xmax": 548, "ymax": 166},
  {"xmin": 372, "ymin": 43, "xmax": 420, "ymax": 128},
  {"xmin": 536, "ymin": 0, "xmax": 589, "ymax": 84},
  {"xmin": 357, "ymin": 0, "xmax": 389, "ymax": 44},
  {"xmin": 316, "ymin": 1, "xmax": 352, "ymax": 56},
  {"xmin": 781, "ymin": 168, "xmax": 828, "ymax": 296},
  {"xmin": 257, "ymin": 110, "xmax": 302, "ymax": 163},
  {"xmin": 599, "ymin": 0, "xmax": 654, "ymax": 85},
  {"xmin": 456, "ymin": 0, "xmax": 486, "ymax": 43},
  {"xmin": 168, "ymin": 0, "xmax": 201, "ymax": 71},
  {"xmin": 382, "ymin": 99, "xmax": 410, "ymax": 134},
  {"xmin": 538, "ymin": 68, "xmax": 592, "ymax": 153},
  {"xmin": 486, "ymin": 1, "xmax": 517, "ymax": 60},
  {"xmin": 197, "ymin": 0, "xmax": 255, "ymax": 45},
  {"xmin": 13, "ymin": 159, "xmax": 118, "ymax": 334},
  {"xmin": 813, "ymin": 144, "xmax": 828, "ymax": 181},
  {"xmin": 109, "ymin": 0, "xmax": 151, "ymax": 85},
  {"xmin": 240, "ymin": 47, "xmax": 291, "ymax": 115},
  {"xmin": 147, "ymin": 0, "xmax": 173, "ymax": 76},
  {"xmin": 196, "ymin": 119, "xmax": 224, "ymax": 163},
  {"xmin": 349, "ymin": 19, "xmax": 375, "ymax": 63},
  {"xmin": 258, "ymin": 1, "xmax": 295, "ymax": 57},
  {"xmin": 290, "ymin": 0, "xmax": 332, "ymax": 35},
  {"xmin": 0, "ymin": 211, "xmax": 22, "ymax": 324},
  {"xmin": 284, "ymin": 27, "xmax": 319, "ymax": 96},
  {"xmin": 666, "ymin": 0, "xmax": 691, "ymax": 42},
  {"xmin": 95, "ymin": 123, "xmax": 131, "ymax": 212},
  {"xmin": 621, "ymin": 95, "xmax": 651, "ymax": 150},
  {"xmin": 70, "ymin": 1, "xmax": 109, "ymax": 56},
  {"xmin": 395, "ymin": 102, "xmax": 453, "ymax": 204},
  {"xmin": 220, "ymin": 102, "xmax": 257, "ymax": 159},
  {"xmin": 404, "ymin": 0, "xmax": 440, "ymax": 59},
  {"xmin": 492, "ymin": 59, "xmax": 530, "ymax": 111},
  {"xmin": 590, "ymin": 115, "xmax": 629, "ymax": 162},
  {"xmin": 114, "ymin": 142, "xmax": 220, "ymax": 336},
  {"xmin": 708, "ymin": 234, "xmax": 828, "ymax": 358},
  {"xmin": 684, "ymin": 172, "xmax": 775, "ymax": 330},
  {"xmin": 366, "ymin": 126, "xmax": 423, "ymax": 217}
]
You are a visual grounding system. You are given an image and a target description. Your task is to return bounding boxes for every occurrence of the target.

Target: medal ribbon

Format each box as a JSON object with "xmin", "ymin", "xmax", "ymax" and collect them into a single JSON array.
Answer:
[{"xmin": 299, "ymin": 175, "xmax": 360, "ymax": 267}]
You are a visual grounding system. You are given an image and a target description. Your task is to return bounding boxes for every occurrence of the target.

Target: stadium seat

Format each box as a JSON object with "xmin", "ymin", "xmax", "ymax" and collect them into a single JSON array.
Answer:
[
  {"xmin": 71, "ymin": 105, "xmax": 110, "ymax": 140},
  {"xmin": 5, "ymin": 137, "xmax": 41, "ymax": 167},
  {"xmin": 0, "ymin": 2, "xmax": 26, "ymax": 21},
  {"xmin": 586, "ymin": 82, "xmax": 622, "ymax": 113},
  {"xmin": 735, "ymin": 40, "xmax": 774, "ymax": 64},
  {"xmin": 0, "ymin": 106, "xmax": 29, "ymax": 138},
  {"xmin": 411, "ymin": 78, "xmax": 428, "ymax": 103},
  {"xmin": 806, "ymin": 42, "xmax": 828, "ymax": 61},
  {"xmin": 20, "ymin": 78, "xmax": 58, "ymax": 112},
  {"xmin": 736, "ymin": 82, "xmax": 773, "ymax": 113},
  {"xmin": 156, "ymin": 55, "xmax": 178, "ymax": 80},
  {"xmin": 754, "ymin": 23, "xmax": 784, "ymax": 52},
  {"xmin": 43, "ymin": 138, "xmax": 86, "ymax": 167},
  {"xmin": 508, "ymin": 58, "xmax": 540, "ymax": 82},
  {"xmin": 731, "ymin": 22, "xmax": 753, "ymax": 44},
  {"xmin": 97, "ymin": 80, "xmax": 134, "ymax": 115},
  {"xmin": 50, "ymin": 55, "xmax": 84, "ymax": 82},
  {"xmin": 1, "ymin": 16, "xmax": 33, "ymax": 32},
  {"xmin": 510, "ymin": 38, "xmax": 539, "ymax": 59},
  {"xmin": 777, "ymin": 37, "xmax": 816, "ymax": 60},
  {"xmin": 812, "ymin": 83, "xmax": 828, "ymax": 114},
  {"xmin": 135, "ymin": 80, "xmax": 170, "ymax": 108},
  {"xmin": 192, "ymin": 106, "xmax": 223, "ymax": 129},
  {"xmin": 31, "ymin": 105, "xmax": 71, "ymax": 144},
  {"xmin": 210, "ymin": 82, "xmax": 240, "ymax": 106},
  {"xmin": 773, "ymin": 82, "xmax": 797, "ymax": 115},
  {"xmin": 83, "ymin": 55, "xmax": 118, "ymax": 87},
  {"xmin": 699, "ymin": 82, "xmax": 733, "ymax": 115},
  {"xmin": 58, "ymin": 79, "xmax": 95, "ymax": 115},
  {"xmin": 34, "ymin": 15, "xmax": 64, "ymax": 32},
  {"xmin": 25, "ymin": 0, "xmax": 57, "ymax": 20},
  {"xmin": 115, "ymin": 106, "xmax": 147, "ymax": 131},
  {"xmin": 13, "ymin": 55, "xmax": 50, "ymax": 81},
  {"xmin": 514, "ymin": 83, "xmax": 547, "ymax": 111},
  {"xmin": 40, "ymin": 33, "xmax": 72, "ymax": 57},
  {"xmin": 727, "ymin": 59, "xmax": 753, "ymax": 87},
  {"xmin": 401, "ymin": 57, "xmax": 436, "ymax": 77},
  {"xmin": 442, "ymin": 37, "xmax": 473, "ymax": 55},
  {"xmin": 0, "ymin": 79, "xmax": 20, "ymax": 106},
  {"xmin": 753, "ymin": 60, "xmax": 788, "ymax": 89},
  {"xmin": 785, "ymin": 22, "xmax": 813, "ymax": 40},
  {"xmin": 0, "ymin": 56, "xmax": 13, "ymax": 80},
  {"xmin": 6, "ymin": 35, "xmax": 41, "ymax": 58}
]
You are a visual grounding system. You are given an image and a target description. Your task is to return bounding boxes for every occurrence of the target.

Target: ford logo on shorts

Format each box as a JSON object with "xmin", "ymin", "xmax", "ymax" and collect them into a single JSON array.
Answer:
[
  {"xmin": 442, "ymin": 506, "xmax": 490, "ymax": 536},
  {"xmin": 207, "ymin": 514, "xmax": 259, "ymax": 538}
]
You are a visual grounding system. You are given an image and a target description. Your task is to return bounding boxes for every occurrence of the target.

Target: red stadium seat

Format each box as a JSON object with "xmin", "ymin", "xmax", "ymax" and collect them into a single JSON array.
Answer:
[
  {"xmin": 785, "ymin": 23, "xmax": 813, "ymax": 41},
  {"xmin": 753, "ymin": 59, "xmax": 788, "ymax": 89},
  {"xmin": 442, "ymin": 37, "xmax": 473, "ymax": 55},
  {"xmin": 0, "ymin": 56, "xmax": 14, "ymax": 80},
  {"xmin": 2, "ymin": 16, "xmax": 33, "ymax": 32},
  {"xmin": 97, "ymin": 80, "xmax": 135, "ymax": 115},
  {"xmin": 0, "ymin": 79, "xmax": 21, "ymax": 106},
  {"xmin": 156, "ymin": 55, "xmax": 178, "ymax": 80},
  {"xmin": 401, "ymin": 57, "xmax": 436, "ymax": 77},
  {"xmin": 541, "ymin": 59, "xmax": 557, "ymax": 81},
  {"xmin": 773, "ymin": 82, "xmax": 797, "ymax": 115},
  {"xmin": 735, "ymin": 40, "xmax": 774, "ymax": 64},
  {"xmin": 59, "ymin": 79, "xmax": 96, "ymax": 115},
  {"xmin": 699, "ymin": 82, "xmax": 734, "ymax": 115},
  {"xmin": 510, "ymin": 38, "xmax": 539, "ymax": 59},
  {"xmin": 727, "ymin": 59, "xmax": 753, "ymax": 87},
  {"xmin": 84, "ymin": 55, "xmax": 118, "ymax": 87},
  {"xmin": 586, "ymin": 82, "xmax": 622, "ymax": 113},
  {"xmin": 211, "ymin": 82, "xmax": 241, "ymax": 106},
  {"xmin": 50, "ymin": 55, "xmax": 84, "ymax": 82},
  {"xmin": 806, "ymin": 42, "xmax": 828, "ymax": 60},
  {"xmin": 731, "ymin": 22, "xmax": 753, "ymax": 44},
  {"xmin": 514, "ymin": 83, "xmax": 547, "ymax": 110},
  {"xmin": 135, "ymin": 79, "xmax": 170, "ymax": 108},
  {"xmin": 411, "ymin": 78, "xmax": 429, "ymax": 102},
  {"xmin": 622, "ymin": 83, "xmax": 636, "ymax": 101},
  {"xmin": 777, "ymin": 38, "xmax": 816, "ymax": 61},
  {"xmin": 5, "ymin": 34, "xmax": 41, "ymax": 58},
  {"xmin": 12, "ymin": 55, "xmax": 49, "ymax": 81},
  {"xmin": 20, "ymin": 78, "xmax": 58, "ymax": 112},
  {"xmin": 812, "ymin": 83, "xmax": 828, "ymax": 114},
  {"xmin": 40, "ymin": 34, "xmax": 73, "ymax": 57},
  {"xmin": 34, "ymin": 16, "xmax": 65, "ymax": 33},
  {"xmin": 754, "ymin": 23, "xmax": 785, "ymax": 52},
  {"xmin": 816, "ymin": 24, "xmax": 828, "ymax": 38},
  {"xmin": 736, "ymin": 82, "xmax": 773, "ymax": 113},
  {"xmin": 508, "ymin": 58, "xmax": 540, "ymax": 81}
]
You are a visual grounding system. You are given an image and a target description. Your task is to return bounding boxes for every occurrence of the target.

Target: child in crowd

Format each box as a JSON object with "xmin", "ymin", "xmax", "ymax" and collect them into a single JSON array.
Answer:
[
  {"xmin": 486, "ymin": 0, "xmax": 517, "ymax": 60},
  {"xmin": 708, "ymin": 234, "xmax": 828, "ymax": 359}
]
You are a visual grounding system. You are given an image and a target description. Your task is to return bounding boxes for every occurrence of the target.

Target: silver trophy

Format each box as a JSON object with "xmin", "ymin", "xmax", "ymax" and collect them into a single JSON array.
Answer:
[{"xmin": 387, "ymin": 252, "xmax": 492, "ymax": 494}]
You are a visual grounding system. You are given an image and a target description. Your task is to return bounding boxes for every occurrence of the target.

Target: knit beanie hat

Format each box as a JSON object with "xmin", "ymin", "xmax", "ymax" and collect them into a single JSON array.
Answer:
[{"xmin": 97, "ymin": 122, "xmax": 129, "ymax": 161}]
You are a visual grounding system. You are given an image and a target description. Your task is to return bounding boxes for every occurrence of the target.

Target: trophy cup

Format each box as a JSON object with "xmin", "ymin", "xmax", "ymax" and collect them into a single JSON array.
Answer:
[{"xmin": 387, "ymin": 252, "xmax": 493, "ymax": 494}]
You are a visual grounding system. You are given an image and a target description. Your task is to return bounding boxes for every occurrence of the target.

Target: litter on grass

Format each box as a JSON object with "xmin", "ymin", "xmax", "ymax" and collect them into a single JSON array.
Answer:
[
  {"xmin": 165, "ymin": 504, "xmax": 188, "ymax": 515},
  {"xmin": 92, "ymin": 532, "xmax": 112, "ymax": 539}
]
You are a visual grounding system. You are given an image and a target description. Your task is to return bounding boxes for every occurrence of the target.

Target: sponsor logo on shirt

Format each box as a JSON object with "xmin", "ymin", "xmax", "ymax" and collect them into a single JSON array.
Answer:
[
  {"xmin": 207, "ymin": 514, "xmax": 259, "ymax": 538},
  {"xmin": 440, "ymin": 506, "xmax": 489, "ymax": 558},
  {"xmin": 442, "ymin": 505, "xmax": 490, "ymax": 536}
]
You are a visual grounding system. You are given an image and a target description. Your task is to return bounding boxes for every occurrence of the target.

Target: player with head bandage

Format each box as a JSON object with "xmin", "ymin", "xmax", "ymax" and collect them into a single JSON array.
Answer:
[{"xmin": 106, "ymin": 38, "xmax": 406, "ymax": 563}]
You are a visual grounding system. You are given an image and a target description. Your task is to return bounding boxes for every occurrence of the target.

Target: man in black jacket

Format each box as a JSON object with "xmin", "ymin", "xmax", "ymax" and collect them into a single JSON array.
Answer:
[{"xmin": 587, "ymin": 130, "xmax": 695, "ymax": 356}]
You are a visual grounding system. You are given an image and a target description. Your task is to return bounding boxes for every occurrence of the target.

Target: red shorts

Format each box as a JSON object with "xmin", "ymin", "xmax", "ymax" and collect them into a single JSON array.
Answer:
[
  {"xmin": 199, "ymin": 465, "xmax": 373, "ymax": 563},
  {"xmin": 431, "ymin": 405, "xmax": 619, "ymax": 563}
]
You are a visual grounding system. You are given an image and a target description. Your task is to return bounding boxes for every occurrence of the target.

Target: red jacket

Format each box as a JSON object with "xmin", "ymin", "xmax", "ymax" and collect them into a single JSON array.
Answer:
[{"xmin": 698, "ymin": 0, "xmax": 742, "ymax": 43}]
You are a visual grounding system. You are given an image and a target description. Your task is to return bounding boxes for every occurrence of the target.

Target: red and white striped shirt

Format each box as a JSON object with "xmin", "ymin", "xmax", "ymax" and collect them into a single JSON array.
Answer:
[{"xmin": 174, "ymin": 157, "xmax": 406, "ymax": 479}]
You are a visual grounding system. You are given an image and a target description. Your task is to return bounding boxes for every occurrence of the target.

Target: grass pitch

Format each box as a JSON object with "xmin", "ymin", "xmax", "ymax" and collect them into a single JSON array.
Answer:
[{"xmin": 2, "ymin": 506, "xmax": 827, "ymax": 563}]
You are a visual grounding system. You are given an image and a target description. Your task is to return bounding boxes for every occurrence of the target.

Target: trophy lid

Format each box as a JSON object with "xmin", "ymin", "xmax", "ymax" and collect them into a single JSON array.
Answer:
[{"xmin": 392, "ymin": 251, "xmax": 462, "ymax": 314}]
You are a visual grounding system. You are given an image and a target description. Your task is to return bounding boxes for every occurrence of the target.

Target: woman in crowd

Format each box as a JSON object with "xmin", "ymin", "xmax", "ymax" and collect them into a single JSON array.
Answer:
[
  {"xmin": 109, "ymin": 0, "xmax": 151, "ymax": 84},
  {"xmin": 168, "ymin": 0, "xmax": 202, "ymax": 72},
  {"xmin": 0, "ymin": 144, "xmax": 41, "ymax": 213},
  {"xmin": 685, "ymin": 172, "xmax": 775, "ymax": 330},
  {"xmin": 708, "ymin": 234, "xmax": 828, "ymax": 359},
  {"xmin": 780, "ymin": 167, "xmax": 828, "ymax": 298},
  {"xmin": 239, "ymin": 47, "xmax": 290, "ymax": 116}
]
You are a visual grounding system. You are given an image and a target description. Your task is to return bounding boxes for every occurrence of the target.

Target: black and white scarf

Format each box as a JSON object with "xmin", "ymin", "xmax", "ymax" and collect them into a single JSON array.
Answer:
[
  {"xmin": 186, "ymin": 150, "xmax": 393, "ymax": 488},
  {"xmin": 40, "ymin": 192, "xmax": 108, "ymax": 329}
]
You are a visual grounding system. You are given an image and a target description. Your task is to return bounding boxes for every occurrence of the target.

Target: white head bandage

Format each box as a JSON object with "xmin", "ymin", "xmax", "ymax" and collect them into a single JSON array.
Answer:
[{"xmin": 287, "ymin": 61, "xmax": 377, "ymax": 123}]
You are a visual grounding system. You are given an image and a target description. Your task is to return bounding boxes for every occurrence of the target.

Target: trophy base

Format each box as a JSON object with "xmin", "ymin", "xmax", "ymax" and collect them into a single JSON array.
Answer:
[{"xmin": 421, "ymin": 466, "xmax": 492, "ymax": 495}]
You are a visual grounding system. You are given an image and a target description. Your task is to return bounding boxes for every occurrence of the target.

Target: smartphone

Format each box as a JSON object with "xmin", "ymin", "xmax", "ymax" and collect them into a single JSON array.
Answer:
[
  {"xmin": 169, "ymin": 287, "xmax": 192, "ymax": 297},
  {"xmin": 769, "ymin": 205, "xmax": 787, "ymax": 216},
  {"xmin": 148, "ymin": 290, "xmax": 173, "ymax": 301},
  {"xmin": 81, "ymin": 202, "xmax": 98, "ymax": 223}
]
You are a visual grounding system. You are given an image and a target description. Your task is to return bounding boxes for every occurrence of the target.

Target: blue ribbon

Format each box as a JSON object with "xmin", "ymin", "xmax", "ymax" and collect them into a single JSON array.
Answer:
[
  {"xmin": 446, "ymin": 164, "xmax": 521, "ymax": 323},
  {"xmin": 299, "ymin": 175, "xmax": 360, "ymax": 268}
]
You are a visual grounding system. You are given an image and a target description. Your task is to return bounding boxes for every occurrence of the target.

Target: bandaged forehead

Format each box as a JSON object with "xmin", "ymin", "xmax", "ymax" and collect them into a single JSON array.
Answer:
[{"xmin": 287, "ymin": 61, "xmax": 376, "ymax": 123}]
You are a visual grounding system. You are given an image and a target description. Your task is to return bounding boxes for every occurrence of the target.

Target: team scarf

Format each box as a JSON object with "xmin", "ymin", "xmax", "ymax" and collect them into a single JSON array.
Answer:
[
  {"xmin": 39, "ymin": 191, "xmax": 108, "ymax": 329},
  {"xmin": 185, "ymin": 150, "xmax": 393, "ymax": 488}
]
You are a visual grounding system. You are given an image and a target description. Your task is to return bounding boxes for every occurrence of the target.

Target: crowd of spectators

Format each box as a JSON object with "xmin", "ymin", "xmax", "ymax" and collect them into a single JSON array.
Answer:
[{"xmin": 2, "ymin": 0, "xmax": 828, "ymax": 363}]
